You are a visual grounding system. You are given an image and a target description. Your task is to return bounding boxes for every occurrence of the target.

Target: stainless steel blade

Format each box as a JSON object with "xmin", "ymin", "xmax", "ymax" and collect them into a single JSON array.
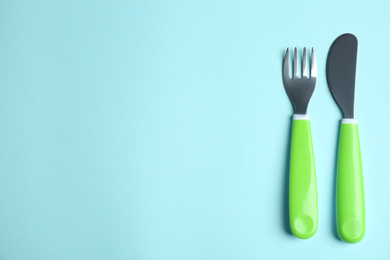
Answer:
[{"xmin": 326, "ymin": 34, "xmax": 358, "ymax": 118}]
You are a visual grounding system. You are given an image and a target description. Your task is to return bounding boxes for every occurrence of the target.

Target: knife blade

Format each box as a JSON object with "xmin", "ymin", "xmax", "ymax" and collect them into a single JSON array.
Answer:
[
  {"xmin": 326, "ymin": 33, "xmax": 357, "ymax": 118},
  {"xmin": 326, "ymin": 33, "xmax": 365, "ymax": 244}
]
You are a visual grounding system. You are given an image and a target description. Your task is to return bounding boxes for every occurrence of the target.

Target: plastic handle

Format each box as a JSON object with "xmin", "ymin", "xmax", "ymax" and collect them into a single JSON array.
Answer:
[
  {"xmin": 336, "ymin": 120, "xmax": 365, "ymax": 243},
  {"xmin": 289, "ymin": 116, "xmax": 318, "ymax": 239}
]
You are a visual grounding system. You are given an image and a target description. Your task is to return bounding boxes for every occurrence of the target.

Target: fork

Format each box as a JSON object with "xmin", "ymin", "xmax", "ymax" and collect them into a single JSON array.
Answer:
[{"xmin": 283, "ymin": 47, "xmax": 318, "ymax": 239}]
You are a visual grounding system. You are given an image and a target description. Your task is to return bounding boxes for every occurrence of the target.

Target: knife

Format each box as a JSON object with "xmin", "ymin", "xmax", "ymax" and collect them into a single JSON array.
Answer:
[{"xmin": 326, "ymin": 33, "xmax": 365, "ymax": 243}]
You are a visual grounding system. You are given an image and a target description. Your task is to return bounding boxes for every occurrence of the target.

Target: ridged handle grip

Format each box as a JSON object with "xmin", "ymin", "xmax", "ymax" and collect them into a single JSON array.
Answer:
[
  {"xmin": 336, "ymin": 120, "xmax": 365, "ymax": 243},
  {"xmin": 289, "ymin": 117, "xmax": 318, "ymax": 239}
]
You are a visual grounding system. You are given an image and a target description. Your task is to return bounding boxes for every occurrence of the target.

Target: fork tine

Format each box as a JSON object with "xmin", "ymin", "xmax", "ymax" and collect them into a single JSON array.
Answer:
[
  {"xmin": 283, "ymin": 48, "xmax": 290, "ymax": 80},
  {"xmin": 293, "ymin": 47, "xmax": 298, "ymax": 78},
  {"xmin": 302, "ymin": 48, "xmax": 307, "ymax": 78},
  {"xmin": 311, "ymin": 48, "xmax": 317, "ymax": 78}
]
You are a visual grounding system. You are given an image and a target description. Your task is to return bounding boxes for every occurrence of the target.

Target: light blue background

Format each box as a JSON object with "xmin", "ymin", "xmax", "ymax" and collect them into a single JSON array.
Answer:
[{"xmin": 0, "ymin": 0, "xmax": 389, "ymax": 259}]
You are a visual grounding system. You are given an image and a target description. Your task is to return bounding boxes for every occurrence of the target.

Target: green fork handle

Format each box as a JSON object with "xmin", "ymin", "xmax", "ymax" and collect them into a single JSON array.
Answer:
[
  {"xmin": 289, "ymin": 114, "xmax": 318, "ymax": 239},
  {"xmin": 336, "ymin": 119, "xmax": 365, "ymax": 243}
]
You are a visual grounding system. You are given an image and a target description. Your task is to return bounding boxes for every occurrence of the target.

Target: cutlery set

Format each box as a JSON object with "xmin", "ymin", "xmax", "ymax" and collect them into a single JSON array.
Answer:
[{"xmin": 283, "ymin": 33, "xmax": 365, "ymax": 243}]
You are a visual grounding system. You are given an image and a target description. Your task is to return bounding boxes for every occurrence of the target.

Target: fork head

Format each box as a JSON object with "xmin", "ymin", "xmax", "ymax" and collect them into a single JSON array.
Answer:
[{"xmin": 283, "ymin": 47, "xmax": 317, "ymax": 114}]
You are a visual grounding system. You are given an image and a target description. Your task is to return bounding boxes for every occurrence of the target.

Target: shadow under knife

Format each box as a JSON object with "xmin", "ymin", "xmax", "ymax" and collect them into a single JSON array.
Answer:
[{"xmin": 332, "ymin": 124, "xmax": 342, "ymax": 240}]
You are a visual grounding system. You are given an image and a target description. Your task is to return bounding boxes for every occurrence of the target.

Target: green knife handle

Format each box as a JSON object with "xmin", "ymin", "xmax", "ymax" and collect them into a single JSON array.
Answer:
[
  {"xmin": 289, "ymin": 115, "xmax": 318, "ymax": 239},
  {"xmin": 336, "ymin": 119, "xmax": 365, "ymax": 243}
]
